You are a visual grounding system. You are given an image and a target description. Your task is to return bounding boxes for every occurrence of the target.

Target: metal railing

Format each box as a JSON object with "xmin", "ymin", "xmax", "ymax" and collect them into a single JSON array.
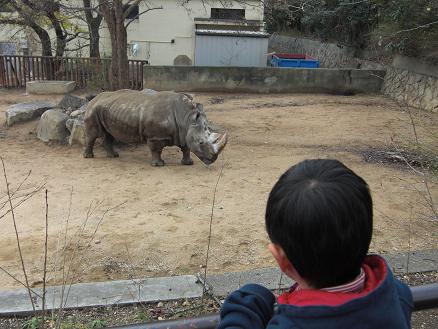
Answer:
[{"xmin": 110, "ymin": 283, "xmax": 438, "ymax": 329}]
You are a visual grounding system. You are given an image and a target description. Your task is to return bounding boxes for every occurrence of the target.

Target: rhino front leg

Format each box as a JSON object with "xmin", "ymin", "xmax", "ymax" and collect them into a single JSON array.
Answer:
[
  {"xmin": 148, "ymin": 140, "xmax": 166, "ymax": 167},
  {"xmin": 180, "ymin": 145, "xmax": 193, "ymax": 165},
  {"xmin": 103, "ymin": 133, "xmax": 119, "ymax": 158}
]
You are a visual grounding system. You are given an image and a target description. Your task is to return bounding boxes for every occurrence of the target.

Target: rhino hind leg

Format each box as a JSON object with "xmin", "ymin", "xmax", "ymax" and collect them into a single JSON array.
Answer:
[
  {"xmin": 180, "ymin": 145, "xmax": 193, "ymax": 165},
  {"xmin": 148, "ymin": 140, "xmax": 166, "ymax": 167},
  {"xmin": 83, "ymin": 127, "xmax": 98, "ymax": 158},
  {"xmin": 84, "ymin": 115, "xmax": 104, "ymax": 158},
  {"xmin": 103, "ymin": 133, "xmax": 119, "ymax": 158}
]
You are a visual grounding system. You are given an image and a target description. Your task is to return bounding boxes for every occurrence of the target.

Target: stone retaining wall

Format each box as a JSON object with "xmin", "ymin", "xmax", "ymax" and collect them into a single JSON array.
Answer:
[
  {"xmin": 382, "ymin": 67, "xmax": 438, "ymax": 112},
  {"xmin": 269, "ymin": 35, "xmax": 438, "ymax": 112},
  {"xmin": 269, "ymin": 34, "xmax": 358, "ymax": 69}
]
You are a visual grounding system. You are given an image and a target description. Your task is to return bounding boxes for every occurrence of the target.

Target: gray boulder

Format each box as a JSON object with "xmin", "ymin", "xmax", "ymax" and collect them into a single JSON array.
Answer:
[
  {"xmin": 66, "ymin": 118, "xmax": 76, "ymax": 133},
  {"xmin": 37, "ymin": 110, "xmax": 70, "ymax": 143},
  {"xmin": 58, "ymin": 94, "xmax": 86, "ymax": 110},
  {"xmin": 173, "ymin": 55, "xmax": 192, "ymax": 66},
  {"xmin": 70, "ymin": 103, "xmax": 87, "ymax": 119},
  {"xmin": 141, "ymin": 88, "xmax": 157, "ymax": 95},
  {"xmin": 68, "ymin": 120, "xmax": 85, "ymax": 146},
  {"xmin": 5, "ymin": 101, "xmax": 54, "ymax": 126}
]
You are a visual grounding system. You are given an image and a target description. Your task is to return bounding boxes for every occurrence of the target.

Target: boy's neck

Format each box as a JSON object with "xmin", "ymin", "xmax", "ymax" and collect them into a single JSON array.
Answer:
[
  {"xmin": 294, "ymin": 268, "xmax": 366, "ymax": 293},
  {"xmin": 295, "ymin": 277, "xmax": 314, "ymax": 290}
]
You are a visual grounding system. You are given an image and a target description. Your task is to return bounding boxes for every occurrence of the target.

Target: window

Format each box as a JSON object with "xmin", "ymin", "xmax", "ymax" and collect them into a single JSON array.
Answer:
[
  {"xmin": 123, "ymin": 4, "xmax": 139, "ymax": 20},
  {"xmin": 211, "ymin": 8, "xmax": 245, "ymax": 20}
]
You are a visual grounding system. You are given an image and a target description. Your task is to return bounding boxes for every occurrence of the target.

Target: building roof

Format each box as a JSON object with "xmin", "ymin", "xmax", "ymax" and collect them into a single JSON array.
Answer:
[{"xmin": 195, "ymin": 29, "xmax": 269, "ymax": 38}]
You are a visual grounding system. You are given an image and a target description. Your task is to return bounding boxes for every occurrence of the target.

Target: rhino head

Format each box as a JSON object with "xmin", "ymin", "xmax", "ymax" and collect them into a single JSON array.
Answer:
[{"xmin": 185, "ymin": 104, "xmax": 227, "ymax": 165}]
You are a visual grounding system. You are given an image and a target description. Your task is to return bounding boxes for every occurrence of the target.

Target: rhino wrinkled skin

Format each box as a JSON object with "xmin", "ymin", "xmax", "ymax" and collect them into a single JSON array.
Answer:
[{"xmin": 83, "ymin": 90, "xmax": 227, "ymax": 166}]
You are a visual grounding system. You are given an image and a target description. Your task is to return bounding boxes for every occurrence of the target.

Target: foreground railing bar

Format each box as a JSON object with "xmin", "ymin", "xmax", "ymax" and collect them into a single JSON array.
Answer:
[
  {"xmin": 411, "ymin": 283, "xmax": 438, "ymax": 311},
  {"xmin": 113, "ymin": 314, "xmax": 220, "ymax": 329},
  {"xmin": 111, "ymin": 283, "xmax": 438, "ymax": 329}
]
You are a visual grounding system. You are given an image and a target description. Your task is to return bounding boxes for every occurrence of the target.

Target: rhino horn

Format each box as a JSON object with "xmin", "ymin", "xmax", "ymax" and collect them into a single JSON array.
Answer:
[{"xmin": 212, "ymin": 132, "xmax": 228, "ymax": 155}]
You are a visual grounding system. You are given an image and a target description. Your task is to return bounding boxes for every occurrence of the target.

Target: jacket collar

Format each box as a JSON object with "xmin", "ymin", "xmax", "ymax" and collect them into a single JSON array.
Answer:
[{"xmin": 278, "ymin": 255, "xmax": 388, "ymax": 307}]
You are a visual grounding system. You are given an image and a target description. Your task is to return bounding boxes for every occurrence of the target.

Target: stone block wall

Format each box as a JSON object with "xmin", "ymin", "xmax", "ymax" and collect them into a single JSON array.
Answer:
[
  {"xmin": 269, "ymin": 35, "xmax": 438, "ymax": 112},
  {"xmin": 269, "ymin": 34, "xmax": 358, "ymax": 68},
  {"xmin": 383, "ymin": 67, "xmax": 438, "ymax": 112}
]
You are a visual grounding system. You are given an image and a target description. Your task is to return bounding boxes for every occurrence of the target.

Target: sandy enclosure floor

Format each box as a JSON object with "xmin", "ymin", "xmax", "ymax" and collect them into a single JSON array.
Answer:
[{"xmin": 0, "ymin": 89, "xmax": 437, "ymax": 289}]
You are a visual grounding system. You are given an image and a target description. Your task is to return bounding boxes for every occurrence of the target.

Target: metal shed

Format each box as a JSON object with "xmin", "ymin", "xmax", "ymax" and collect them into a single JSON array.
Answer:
[{"xmin": 194, "ymin": 30, "xmax": 269, "ymax": 67}]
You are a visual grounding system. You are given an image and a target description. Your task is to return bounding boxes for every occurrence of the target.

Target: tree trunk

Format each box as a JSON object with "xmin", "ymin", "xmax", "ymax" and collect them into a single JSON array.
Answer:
[
  {"xmin": 29, "ymin": 22, "xmax": 52, "ymax": 57},
  {"xmin": 100, "ymin": 0, "xmax": 129, "ymax": 90},
  {"xmin": 84, "ymin": 0, "xmax": 102, "ymax": 58},
  {"xmin": 89, "ymin": 21, "xmax": 101, "ymax": 57}
]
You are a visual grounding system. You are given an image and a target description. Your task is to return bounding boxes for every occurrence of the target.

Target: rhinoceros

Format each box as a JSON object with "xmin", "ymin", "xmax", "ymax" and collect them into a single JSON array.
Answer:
[{"xmin": 83, "ymin": 89, "xmax": 227, "ymax": 166}]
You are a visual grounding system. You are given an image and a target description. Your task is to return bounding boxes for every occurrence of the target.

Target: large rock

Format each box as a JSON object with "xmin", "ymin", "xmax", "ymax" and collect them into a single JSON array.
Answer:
[
  {"xmin": 70, "ymin": 103, "xmax": 87, "ymax": 119},
  {"xmin": 58, "ymin": 94, "xmax": 87, "ymax": 111},
  {"xmin": 173, "ymin": 55, "xmax": 192, "ymax": 66},
  {"xmin": 5, "ymin": 101, "xmax": 54, "ymax": 126},
  {"xmin": 66, "ymin": 118, "xmax": 75, "ymax": 133},
  {"xmin": 142, "ymin": 88, "xmax": 157, "ymax": 95},
  {"xmin": 68, "ymin": 119, "xmax": 85, "ymax": 146},
  {"xmin": 37, "ymin": 110, "xmax": 70, "ymax": 143},
  {"xmin": 27, "ymin": 80, "xmax": 76, "ymax": 94}
]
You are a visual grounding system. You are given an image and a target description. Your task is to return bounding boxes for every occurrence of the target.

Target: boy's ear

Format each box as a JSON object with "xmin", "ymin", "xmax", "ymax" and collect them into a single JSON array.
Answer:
[
  {"xmin": 268, "ymin": 243, "xmax": 300, "ymax": 281},
  {"xmin": 268, "ymin": 243, "xmax": 292, "ymax": 274},
  {"xmin": 268, "ymin": 243, "xmax": 312, "ymax": 288}
]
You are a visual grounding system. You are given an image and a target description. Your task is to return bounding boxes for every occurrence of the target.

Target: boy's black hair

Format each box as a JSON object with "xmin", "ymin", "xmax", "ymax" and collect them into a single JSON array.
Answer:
[{"xmin": 265, "ymin": 159, "xmax": 373, "ymax": 289}]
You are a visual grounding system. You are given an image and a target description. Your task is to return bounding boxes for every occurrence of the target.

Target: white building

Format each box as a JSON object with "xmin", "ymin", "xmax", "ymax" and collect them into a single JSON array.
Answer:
[{"xmin": 0, "ymin": 0, "xmax": 268, "ymax": 67}]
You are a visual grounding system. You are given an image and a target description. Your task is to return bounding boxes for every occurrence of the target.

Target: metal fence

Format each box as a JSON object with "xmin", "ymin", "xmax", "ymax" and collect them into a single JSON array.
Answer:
[
  {"xmin": 111, "ymin": 283, "xmax": 438, "ymax": 329},
  {"xmin": 0, "ymin": 55, "xmax": 147, "ymax": 90}
]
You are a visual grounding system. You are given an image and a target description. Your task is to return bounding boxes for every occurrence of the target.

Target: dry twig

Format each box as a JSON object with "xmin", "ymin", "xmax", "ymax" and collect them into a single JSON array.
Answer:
[
  {"xmin": 1, "ymin": 157, "xmax": 36, "ymax": 311},
  {"xmin": 202, "ymin": 159, "xmax": 226, "ymax": 300},
  {"xmin": 42, "ymin": 189, "xmax": 49, "ymax": 327}
]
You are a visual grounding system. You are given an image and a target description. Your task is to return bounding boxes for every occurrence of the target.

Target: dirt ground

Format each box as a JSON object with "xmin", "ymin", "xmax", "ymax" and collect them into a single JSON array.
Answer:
[{"xmin": 0, "ymin": 89, "xmax": 437, "ymax": 289}]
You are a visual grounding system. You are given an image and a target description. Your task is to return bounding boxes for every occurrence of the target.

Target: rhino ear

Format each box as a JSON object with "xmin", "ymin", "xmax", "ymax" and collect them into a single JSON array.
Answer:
[
  {"xmin": 190, "ymin": 111, "xmax": 201, "ymax": 125},
  {"xmin": 196, "ymin": 103, "xmax": 205, "ymax": 113}
]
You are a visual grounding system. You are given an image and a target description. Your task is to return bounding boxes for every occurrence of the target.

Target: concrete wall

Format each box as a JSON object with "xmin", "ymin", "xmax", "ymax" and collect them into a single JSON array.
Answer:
[
  {"xmin": 269, "ymin": 35, "xmax": 438, "ymax": 112},
  {"xmin": 144, "ymin": 66, "xmax": 385, "ymax": 94}
]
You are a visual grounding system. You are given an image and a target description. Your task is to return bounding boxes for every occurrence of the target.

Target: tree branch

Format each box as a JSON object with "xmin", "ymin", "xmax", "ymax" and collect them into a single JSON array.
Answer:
[
  {"xmin": 391, "ymin": 20, "xmax": 438, "ymax": 37},
  {"xmin": 123, "ymin": 0, "xmax": 142, "ymax": 20}
]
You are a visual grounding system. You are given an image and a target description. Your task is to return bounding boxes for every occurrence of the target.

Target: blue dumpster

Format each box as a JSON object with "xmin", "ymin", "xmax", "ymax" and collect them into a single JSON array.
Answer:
[{"xmin": 271, "ymin": 53, "xmax": 320, "ymax": 68}]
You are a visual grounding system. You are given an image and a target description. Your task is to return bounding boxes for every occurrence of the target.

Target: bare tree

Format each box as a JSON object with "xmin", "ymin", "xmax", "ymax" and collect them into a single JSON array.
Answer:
[
  {"xmin": 83, "ymin": 0, "xmax": 103, "ymax": 57},
  {"xmin": 98, "ymin": 0, "xmax": 162, "ymax": 90},
  {"xmin": 57, "ymin": 0, "xmax": 103, "ymax": 57},
  {"xmin": 0, "ymin": 0, "xmax": 81, "ymax": 57},
  {"xmin": 22, "ymin": 0, "xmax": 80, "ymax": 56},
  {"xmin": 0, "ymin": 0, "xmax": 53, "ymax": 56}
]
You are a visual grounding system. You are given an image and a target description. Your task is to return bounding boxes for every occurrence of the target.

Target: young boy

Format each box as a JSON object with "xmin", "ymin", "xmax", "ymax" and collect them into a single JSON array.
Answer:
[{"xmin": 218, "ymin": 159, "xmax": 413, "ymax": 329}]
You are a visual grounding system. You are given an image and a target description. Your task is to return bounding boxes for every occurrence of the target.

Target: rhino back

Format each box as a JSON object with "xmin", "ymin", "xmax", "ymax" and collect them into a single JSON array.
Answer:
[{"xmin": 86, "ymin": 90, "xmax": 185, "ymax": 144}]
